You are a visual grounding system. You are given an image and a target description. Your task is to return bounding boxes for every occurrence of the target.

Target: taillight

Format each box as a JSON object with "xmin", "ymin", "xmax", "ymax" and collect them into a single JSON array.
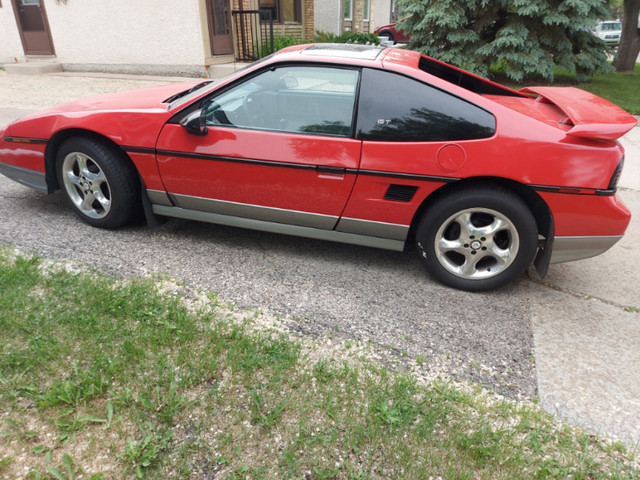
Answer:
[{"xmin": 608, "ymin": 156, "xmax": 624, "ymax": 190}]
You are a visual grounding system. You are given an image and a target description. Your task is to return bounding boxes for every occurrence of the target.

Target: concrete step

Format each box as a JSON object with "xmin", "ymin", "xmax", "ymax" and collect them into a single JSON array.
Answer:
[
  {"xmin": 207, "ymin": 62, "xmax": 249, "ymax": 79},
  {"xmin": 3, "ymin": 62, "xmax": 63, "ymax": 75}
]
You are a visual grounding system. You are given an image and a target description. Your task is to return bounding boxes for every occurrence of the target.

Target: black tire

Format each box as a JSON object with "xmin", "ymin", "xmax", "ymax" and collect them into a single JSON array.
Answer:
[
  {"xmin": 55, "ymin": 136, "xmax": 140, "ymax": 229},
  {"xmin": 380, "ymin": 30, "xmax": 395, "ymax": 43},
  {"xmin": 416, "ymin": 186, "xmax": 538, "ymax": 291}
]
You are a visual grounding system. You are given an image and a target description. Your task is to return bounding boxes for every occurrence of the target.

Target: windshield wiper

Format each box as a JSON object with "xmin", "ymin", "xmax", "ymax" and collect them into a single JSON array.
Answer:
[{"xmin": 163, "ymin": 81, "xmax": 213, "ymax": 104}]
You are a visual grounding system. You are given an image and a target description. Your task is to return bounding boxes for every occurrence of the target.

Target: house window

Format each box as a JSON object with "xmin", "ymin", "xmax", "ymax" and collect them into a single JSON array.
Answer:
[
  {"xmin": 259, "ymin": 0, "xmax": 301, "ymax": 22},
  {"xmin": 344, "ymin": 0, "xmax": 352, "ymax": 21},
  {"xmin": 363, "ymin": 0, "xmax": 369, "ymax": 21}
]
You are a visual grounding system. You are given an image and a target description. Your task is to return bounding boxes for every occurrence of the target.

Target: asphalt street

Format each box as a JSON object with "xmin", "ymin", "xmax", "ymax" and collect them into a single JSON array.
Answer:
[{"xmin": 0, "ymin": 70, "xmax": 638, "ymax": 445}]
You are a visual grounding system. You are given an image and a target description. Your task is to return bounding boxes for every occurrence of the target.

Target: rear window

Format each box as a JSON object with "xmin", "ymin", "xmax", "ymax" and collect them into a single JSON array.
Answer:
[
  {"xmin": 419, "ymin": 56, "xmax": 522, "ymax": 97},
  {"xmin": 356, "ymin": 68, "xmax": 496, "ymax": 142}
]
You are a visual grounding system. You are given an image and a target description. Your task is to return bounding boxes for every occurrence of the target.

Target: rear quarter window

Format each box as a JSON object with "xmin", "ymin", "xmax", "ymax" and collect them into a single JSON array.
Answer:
[{"xmin": 356, "ymin": 68, "xmax": 496, "ymax": 142}]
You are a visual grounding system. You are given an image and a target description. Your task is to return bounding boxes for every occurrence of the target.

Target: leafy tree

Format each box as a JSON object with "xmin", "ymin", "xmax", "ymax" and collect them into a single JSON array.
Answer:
[
  {"xmin": 613, "ymin": 0, "xmax": 640, "ymax": 72},
  {"xmin": 397, "ymin": 0, "xmax": 613, "ymax": 81}
]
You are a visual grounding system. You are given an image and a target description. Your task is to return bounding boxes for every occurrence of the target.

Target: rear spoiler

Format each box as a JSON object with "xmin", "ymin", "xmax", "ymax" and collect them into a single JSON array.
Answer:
[{"xmin": 520, "ymin": 86, "xmax": 637, "ymax": 140}]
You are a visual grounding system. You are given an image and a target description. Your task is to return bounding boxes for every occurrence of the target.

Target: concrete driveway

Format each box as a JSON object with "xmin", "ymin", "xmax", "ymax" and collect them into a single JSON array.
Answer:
[{"xmin": 0, "ymin": 70, "xmax": 638, "ymax": 445}]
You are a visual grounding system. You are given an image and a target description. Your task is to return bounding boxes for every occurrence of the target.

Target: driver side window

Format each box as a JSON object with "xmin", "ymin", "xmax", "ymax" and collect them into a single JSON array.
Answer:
[{"xmin": 203, "ymin": 66, "xmax": 359, "ymax": 137}]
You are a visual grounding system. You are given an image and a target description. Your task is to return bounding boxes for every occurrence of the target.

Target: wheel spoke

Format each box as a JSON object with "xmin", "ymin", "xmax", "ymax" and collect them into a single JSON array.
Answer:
[
  {"xmin": 438, "ymin": 237, "xmax": 466, "ymax": 255},
  {"xmin": 75, "ymin": 154, "xmax": 90, "ymax": 176},
  {"xmin": 486, "ymin": 241, "xmax": 512, "ymax": 266},
  {"xmin": 477, "ymin": 217, "xmax": 508, "ymax": 238},
  {"xmin": 91, "ymin": 184, "xmax": 111, "ymax": 210},
  {"xmin": 460, "ymin": 256, "xmax": 479, "ymax": 276},
  {"xmin": 65, "ymin": 170, "xmax": 82, "ymax": 188},
  {"xmin": 80, "ymin": 191, "xmax": 97, "ymax": 211},
  {"xmin": 456, "ymin": 212, "xmax": 475, "ymax": 241}
]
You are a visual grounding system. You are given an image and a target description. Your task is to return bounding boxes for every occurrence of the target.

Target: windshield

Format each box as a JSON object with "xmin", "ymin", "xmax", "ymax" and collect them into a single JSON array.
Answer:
[
  {"xmin": 600, "ymin": 22, "xmax": 621, "ymax": 31},
  {"xmin": 165, "ymin": 56, "xmax": 275, "ymax": 110}
]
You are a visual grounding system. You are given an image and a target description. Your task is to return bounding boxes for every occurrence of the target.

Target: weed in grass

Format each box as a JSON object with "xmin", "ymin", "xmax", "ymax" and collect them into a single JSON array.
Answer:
[
  {"xmin": 137, "ymin": 383, "xmax": 188, "ymax": 425},
  {"xmin": 415, "ymin": 354, "xmax": 427, "ymax": 366},
  {"xmin": 249, "ymin": 388, "xmax": 287, "ymax": 430},
  {"xmin": 36, "ymin": 361, "xmax": 111, "ymax": 407},
  {"xmin": 0, "ymin": 456, "xmax": 14, "ymax": 473},
  {"xmin": 2, "ymin": 417, "xmax": 38, "ymax": 442},
  {"xmin": 122, "ymin": 422, "xmax": 172, "ymax": 479}
]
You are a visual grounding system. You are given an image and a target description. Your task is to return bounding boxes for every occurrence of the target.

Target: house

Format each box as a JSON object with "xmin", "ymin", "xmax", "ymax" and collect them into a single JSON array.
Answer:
[
  {"xmin": 314, "ymin": 0, "xmax": 395, "ymax": 36},
  {"xmin": 0, "ymin": 0, "xmax": 314, "ymax": 77}
]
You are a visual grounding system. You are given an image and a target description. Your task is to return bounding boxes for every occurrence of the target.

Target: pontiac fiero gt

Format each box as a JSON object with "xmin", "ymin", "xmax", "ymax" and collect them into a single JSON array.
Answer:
[{"xmin": 0, "ymin": 44, "xmax": 636, "ymax": 290}]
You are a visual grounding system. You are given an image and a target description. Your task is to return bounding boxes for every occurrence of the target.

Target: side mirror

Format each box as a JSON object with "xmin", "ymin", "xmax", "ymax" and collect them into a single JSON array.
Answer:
[{"xmin": 180, "ymin": 109, "xmax": 208, "ymax": 136}]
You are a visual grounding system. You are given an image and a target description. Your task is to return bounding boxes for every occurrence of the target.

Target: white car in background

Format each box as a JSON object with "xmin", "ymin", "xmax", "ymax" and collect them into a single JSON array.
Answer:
[{"xmin": 594, "ymin": 20, "xmax": 622, "ymax": 46}]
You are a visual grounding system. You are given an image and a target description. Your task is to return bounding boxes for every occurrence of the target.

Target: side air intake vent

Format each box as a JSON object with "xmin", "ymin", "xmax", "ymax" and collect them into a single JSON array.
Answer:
[{"xmin": 384, "ymin": 184, "xmax": 418, "ymax": 202}]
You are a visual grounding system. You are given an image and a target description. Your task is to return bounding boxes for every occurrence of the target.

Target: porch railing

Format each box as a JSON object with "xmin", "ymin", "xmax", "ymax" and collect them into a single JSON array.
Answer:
[{"xmin": 231, "ymin": 9, "xmax": 274, "ymax": 62}]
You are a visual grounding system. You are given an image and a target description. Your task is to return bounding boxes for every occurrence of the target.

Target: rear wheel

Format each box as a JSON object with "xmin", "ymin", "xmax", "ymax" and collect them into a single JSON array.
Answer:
[
  {"xmin": 379, "ymin": 30, "xmax": 395, "ymax": 43},
  {"xmin": 416, "ymin": 187, "xmax": 538, "ymax": 291},
  {"xmin": 56, "ymin": 137, "xmax": 140, "ymax": 229}
]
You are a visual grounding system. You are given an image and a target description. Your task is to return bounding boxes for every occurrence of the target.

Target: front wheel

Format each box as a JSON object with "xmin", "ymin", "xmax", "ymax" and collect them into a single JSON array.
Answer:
[
  {"xmin": 56, "ymin": 136, "xmax": 140, "ymax": 229},
  {"xmin": 416, "ymin": 187, "xmax": 538, "ymax": 291}
]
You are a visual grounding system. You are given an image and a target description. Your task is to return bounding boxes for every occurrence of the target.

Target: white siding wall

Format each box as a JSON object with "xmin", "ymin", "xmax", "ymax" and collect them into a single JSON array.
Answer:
[
  {"xmin": 0, "ymin": 2, "xmax": 26, "ymax": 63},
  {"xmin": 45, "ymin": 0, "xmax": 206, "ymax": 74},
  {"xmin": 2, "ymin": 0, "xmax": 208, "ymax": 75},
  {"xmin": 371, "ymin": 0, "xmax": 391, "ymax": 30},
  {"xmin": 314, "ymin": 0, "xmax": 341, "ymax": 35}
]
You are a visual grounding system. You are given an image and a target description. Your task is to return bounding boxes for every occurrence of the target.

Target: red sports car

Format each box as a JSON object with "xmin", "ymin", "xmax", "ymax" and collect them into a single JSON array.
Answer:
[{"xmin": 0, "ymin": 44, "xmax": 636, "ymax": 291}]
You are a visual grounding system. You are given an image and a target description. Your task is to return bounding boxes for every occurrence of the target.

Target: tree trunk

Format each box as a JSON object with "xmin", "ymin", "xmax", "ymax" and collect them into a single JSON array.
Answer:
[{"xmin": 613, "ymin": 0, "xmax": 640, "ymax": 72}]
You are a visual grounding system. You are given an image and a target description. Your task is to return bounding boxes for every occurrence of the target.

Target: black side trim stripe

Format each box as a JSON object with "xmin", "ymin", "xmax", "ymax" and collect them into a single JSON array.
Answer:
[
  {"xmin": 127, "ymin": 148, "xmax": 613, "ymax": 195},
  {"xmin": 155, "ymin": 149, "xmax": 459, "ymax": 183},
  {"xmin": 356, "ymin": 169, "xmax": 459, "ymax": 183},
  {"xmin": 4, "ymin": 137, "xmax": 48, "ymax": 144},
  {"xmin": 122, "ymin": 146, "xmax": 156, "ymax": 154},
  {"xmin": 156, "ymin": 149, "xmax": 317, "ymax": 171}
]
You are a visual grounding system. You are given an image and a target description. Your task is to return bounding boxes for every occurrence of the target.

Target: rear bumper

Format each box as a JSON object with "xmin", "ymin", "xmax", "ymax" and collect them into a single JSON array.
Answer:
[{"xmin": 550, "ymin": 235, "xmax": 623, "ymax": 264}]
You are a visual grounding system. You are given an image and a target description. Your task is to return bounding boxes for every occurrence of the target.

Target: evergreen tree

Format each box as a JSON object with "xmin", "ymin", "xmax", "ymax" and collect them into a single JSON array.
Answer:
[{"xmin": 397, "ymin": 0, "xmax": 613, "ymax": 81}]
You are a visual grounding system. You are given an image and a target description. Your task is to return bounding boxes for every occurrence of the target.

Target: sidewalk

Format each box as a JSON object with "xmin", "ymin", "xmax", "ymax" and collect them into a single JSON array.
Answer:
[{"xmin": 530, "ymin": 123, "xmax": 640, "ymax": 445}]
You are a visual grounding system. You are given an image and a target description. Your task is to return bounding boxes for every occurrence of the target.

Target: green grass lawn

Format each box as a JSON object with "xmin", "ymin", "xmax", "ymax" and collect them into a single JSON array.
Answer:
[
  {"xmin": 579, "ymin": 64, "xmax": 640, "ymax": 115},
  {"xmin": 1, "ymin": 247, "xmax": 639, "ymax": 479}
]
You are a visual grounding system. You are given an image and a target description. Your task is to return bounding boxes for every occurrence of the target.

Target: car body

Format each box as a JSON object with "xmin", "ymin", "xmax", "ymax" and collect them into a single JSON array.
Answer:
[
  {"xmin": 374, "ymin": 19, "xmax": 410, "ymax": 44},
  {"xmin": 594, "ymin": 20, "xmax": 622, "ymax": 46},
  {"xmin": 0, "ymin": 44, "xmax": 636, "ymax": 290}
]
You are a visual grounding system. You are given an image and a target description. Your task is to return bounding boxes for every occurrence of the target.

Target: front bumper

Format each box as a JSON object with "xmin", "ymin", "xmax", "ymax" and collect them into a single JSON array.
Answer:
[{"xmin": 0, "ymin": 162, "xmax": 48, "ymax": 193}]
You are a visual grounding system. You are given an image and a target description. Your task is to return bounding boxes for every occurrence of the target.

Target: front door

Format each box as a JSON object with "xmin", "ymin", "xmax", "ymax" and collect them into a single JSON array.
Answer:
[
  {"xmin": 206, "ymin": 0, "xmax": 233, "ymax": 55},
  {"xmin": 11, "ymin": 0, "xmax": 55, "ymax": 55}
]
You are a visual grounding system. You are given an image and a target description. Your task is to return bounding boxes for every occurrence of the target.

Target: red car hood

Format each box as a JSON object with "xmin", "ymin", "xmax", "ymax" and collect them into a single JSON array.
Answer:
[
  {"xmin": 4, "ymin": 81, "xmax": 205, "ymax": 147},
  {"xmin": 490, "ymin": 86, "xmax": 637, "ymax": 140},
  {"xmin": 41, "ymin": 81, "xmax": 204, "ymax": 114}
]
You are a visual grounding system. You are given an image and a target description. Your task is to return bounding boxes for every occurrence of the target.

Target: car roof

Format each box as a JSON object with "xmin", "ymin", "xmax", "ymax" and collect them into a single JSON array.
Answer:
[
  {"xmin": 301, "ymin": 43, "xmax": 386, "ymax": 61},
  {"xmin": 271, "ymin": 43, "xmax": 389, "ymax": 64},
  {"xmin": 268, "ymin": 43, "xmax": 426, "ymax": 71}
]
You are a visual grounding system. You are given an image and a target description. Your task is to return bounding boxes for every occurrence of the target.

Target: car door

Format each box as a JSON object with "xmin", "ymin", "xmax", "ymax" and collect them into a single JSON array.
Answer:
[{"xmin": 155, "ymin": 65, "xmax": 362, "ymax": 230}]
